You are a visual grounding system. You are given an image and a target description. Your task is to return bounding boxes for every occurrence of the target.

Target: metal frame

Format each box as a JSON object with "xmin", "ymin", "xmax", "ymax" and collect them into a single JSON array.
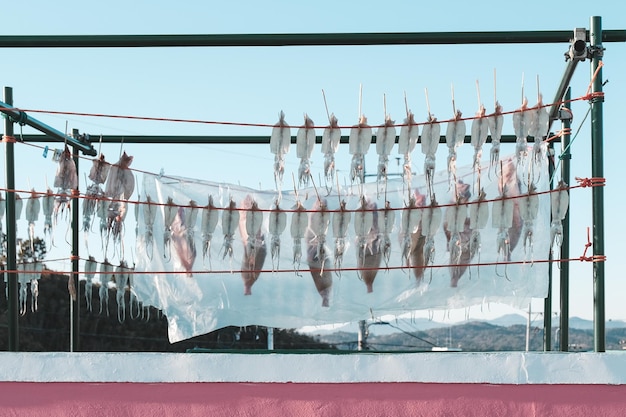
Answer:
[{"xmin": 2, "ymin": 17, "xmax": 620, "ymax": 352}]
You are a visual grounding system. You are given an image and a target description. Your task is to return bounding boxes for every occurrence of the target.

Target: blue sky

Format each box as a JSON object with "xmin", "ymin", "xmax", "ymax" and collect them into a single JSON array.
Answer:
[{"xmin": 1, "ymin": 0, "xmax": 625, "ymax": 324}]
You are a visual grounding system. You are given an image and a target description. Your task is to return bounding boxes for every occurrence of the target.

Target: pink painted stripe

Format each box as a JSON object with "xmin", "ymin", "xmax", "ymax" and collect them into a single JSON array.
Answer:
[{"xmin": 0, "ymin": 382, "xmax": 624, "ymax": 417}]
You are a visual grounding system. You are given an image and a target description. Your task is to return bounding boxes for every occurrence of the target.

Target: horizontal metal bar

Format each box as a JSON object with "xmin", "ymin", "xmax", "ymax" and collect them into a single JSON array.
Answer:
[
  {"xmin": 1, "ymin": 30, "xmax": 625, "ymax": 48},
  {"xmin": 0, "ymin": 101, "xmax": 96, "ymax": 155},
  {"xmin": 16, "ymin": 133, "xmax": 537, "ymax": 145}
]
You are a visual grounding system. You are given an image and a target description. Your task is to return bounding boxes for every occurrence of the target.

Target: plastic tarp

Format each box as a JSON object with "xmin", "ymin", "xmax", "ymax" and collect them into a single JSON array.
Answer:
[{"xmin": 134, "ymin": 154, "xmax": 551, "ymax": 343}]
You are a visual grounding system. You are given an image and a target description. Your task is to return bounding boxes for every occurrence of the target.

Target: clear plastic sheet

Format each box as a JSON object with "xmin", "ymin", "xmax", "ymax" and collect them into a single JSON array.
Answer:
[{"xmin": 134, "ymin": 154, "xmax": 551, "ymax": 343}]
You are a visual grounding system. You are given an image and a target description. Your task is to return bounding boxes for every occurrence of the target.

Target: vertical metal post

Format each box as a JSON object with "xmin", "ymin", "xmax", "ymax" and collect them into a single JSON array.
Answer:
[
  {"xmin": 590, "ymin": 16, "xmax": 605, "ymax": 352},
  {"xmin": 357, "ymin": 320, "xmax": 367, "ymax": 351},
  {"xmin": 559, "ymin": 87, "xmax": 571, "ymax": 351},
  {"xmin": 3, "ymin": 87, "xmax": 18, "ymax": 351},
  {"xmin": 544, "ymin": 140, "xmax": 555, "ymax": 351},
  {"xmin": 71, "ymin": 130, "xmax": 80, "ymax": 352},
  {"xmin": 267, "ymin": 327, "xmax": 274, "ymax": 350}
]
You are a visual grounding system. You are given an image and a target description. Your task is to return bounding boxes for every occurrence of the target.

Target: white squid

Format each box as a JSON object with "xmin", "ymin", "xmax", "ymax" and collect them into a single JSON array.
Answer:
[
  {"xmin": 421, "ymin": 114, "xmax": 440, "ymax": 199},
  {"xmin": 310, "ymin": 199, "xmax": 331, "ymax": 274},
  {"xmin": 421, "ymin": 197, "xmax": 442, "ymax": 276},
  {"xmin": 397, "ymin": 111, "xmax": 419, "ymax": 189},
  {"xmin": 519, "ymin": 183, "xmax": 539, "ymax": 260},
  {"xmin": 349, "ymin": 115, "xmax": 372, "ymax": 184},
  {"xmin": 244, "ymin": 199, "xmax": 264, "ymax": 268},
  {"xmin": 529, "ymin": 94, "xmax": 550, "ymax": 179},
  {"xmin": 104, "ymin": 151, "xmax": 135, "ymax": 201},
  {"xmin": 469, "ymin": 188, "xmax": 490, "ymax": 274},
  {"xmin": 512, "ymin": 97, "xmax": 536, "ymax": 165},
  {"xmin": 550, "ymin": 180, "xmax": 569, "ymax": 250},
  {"xmin": 487, "ymin": 102, "xmax": 504, "ymax": 177},
  {"xmin": 400, "ymin": 196, "xmax": 422, "ymax": 268},
  {"xmin": 25, "ymin": 189, "xmax": 41, "ymax": 252},
  {"xmin": 269, "ymin": 111, "xmax": 291, "ymax": 192},
  {"xmin": 201, "ymin": 195, "xmax": 220, "ymax": 268},
  {"xmin": 99, "ymin": 259, "xmax": 114, "ymax": 316},
  {"xmin": 84, "ymin": 256, "xmax": 98, "ymax": 312},
  {"xmin": 354, "ymin": 196, "xmax": 374, "ymax": 262},
  {"xmin": 83, "ymin": 154, "xmax": 109, "ymax": 243},
  {"xmin": 221, "ymin": 198, "xmax": 240, "ymax": 264},
  {"xmin": 471, "ymin": 105, "xmax": 489, "ymax": 193},
  {"xmin": 381, "ymin": 201, "xmax": 396, "ymax": 268},
  {"xmin": 184, "ymin": 200, "xmax": 199, "ymax": 257},
  {"xmin": 30, "ymin": 261, "xmax": 43, "ymax": 313},
  {"xmin": 296, "ymin": 114, "xmax": 315, "ymax": 188},
  {"xmin": 492, "ymin": 183, "xmax": 515, "ymax": 278},
  {"xmin": 445, "ymin": 110, "xmax": 466, "ymax": 189},
  {"xmin": 332, "ymin": 200, "xmax": 351, "ymax": 273},
  {"xmin": 375, "ymin": 115, "xmax": 396, "ymax": 196},
  {"xmin": 268, "ymin": 201, "xmax": 287, "ymax": 272},
  {"xmin": 42, "ymin": 188, "xmax": 54, "ymax": 238},
  {"xmin": 96, "ymin": 196, "xmax": 110, "ymax": 250},
  {"xmin": 15, "ymin": 194, "xmax": 23, "ymax": 234},
  {"xmin": 321, "ymin": 114, "xmax": 341, "ymax": 184},
  {"xmin": 142, "ymin": 195, "xmax": 158, "ymax": 259},
  {"xmin": 18, "ymin": 263, "xmax": 29, "ymax": 315},
  {"xmin": 115, "ymin": 261, "xmax": 130, "ymax": 323},
  {"xmin": 445, "ymin": 193, "xmax": 469, "ymax": 272},
  {"xmin": 290, "ymin": 200, "xmax": 308, "ymax": 274},
  {"xmin": 163, "ymin": 197, "xmax": 178, "ymax": 261}
]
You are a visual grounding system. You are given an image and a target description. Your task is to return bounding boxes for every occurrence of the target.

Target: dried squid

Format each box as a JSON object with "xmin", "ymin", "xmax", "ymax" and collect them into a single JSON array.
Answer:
[
  {"xmin": 305, "ymin": 198, "xmax": 332, "ymax": 307},
  {"xmin": 162, "ymin": 197, "xmax": 178, "ymax": 261},
  {"xmin": 375, "ymin": 115, "xmax": 396, "ymax": 196},
  {"xmin": 487, "ymin": 102, "xmax": 504, "ymax": 177},
  {"xmin": 468, "ymin": 187, "xmax": 489, "ymax": 278},
  {"xmin": 444, "ymin": 182, "xmax": 473, "ymax": 287},
  {"xmin": 115, "ymin": 261, "xmax": 130, "ymax": 323},
  {"xmin": 270, "ymin": 111, "xmax": 291, "ymax": 192},
  {"xmin": 354, "ymin": 197, "xmax": 381, "ymax": 292},
  {"xmin": 201, "ymin": 195, "xmax": 220, "ymax": 268},
  {"xmin": 332, "ymin": 200, "xmax": 351, "ymax": 273},
  {"xmin": 53, "ymin": 146, "xmax": 78, "ymax": 223},
  {"xmin": 397, "ymin": 111, "xmax": 419, "ymax": 189},
  {"xmin": 25, "ymin": 189, "xmax": 41, "ymax": 251},
  {"xmin": 321, "ymin": 114, "xmax": 341, "ymax": 184},
  {"xmin": 99, "ymin": 259, "xmax": 114, "ymax": 316},
  {"xmin": 512, "ymin": 97, "xmax": 536, "ymax": 165},
  {"xmin": 268, "ymin": 201, "xmax": 287, "ymax": 272},
  {"xmin": 471, "ymin": 105, "xmax": 489, "ymax": 192},
  {"xmin": 221, "ymin": 198, "xmax": 240, "ymax": 265},
  {"xmin": 240, "ymin": 196, "xmax": 266, "ymax": 295},
  {"xmin": 421, "ymin": 114, "xmax": 440, "ymax": 199},
  {"xmin": 550, "ymin": 180, "xmax": 569, "ymax": 250},
  {"xmin": 296, "ymin": 115, "xmax": 315, "ymax": 188},
  {"xmin": 84, "ymin": 256, "xmax": 97, "ymax": 312},
  {"xmin": 421, "ymin": 197, "xmax": 442, "ymax": 278},
  {"xmin": 519, "ymin": 183, "xmax": 539, "ymax": 260},
  {"xmin": 290, "ymin": 200, "xmax": 308, "ymax": 274},
  {"xmin": 142, "ymin": 195, "xmax": 158, "ymax": 259},
  {"xmin": 349, "ymin": 115, "xmax": 372, "ymax": 184},
  {"xmin": 445, "ymin": 110, "xmax": 466, "ymax": 189}
]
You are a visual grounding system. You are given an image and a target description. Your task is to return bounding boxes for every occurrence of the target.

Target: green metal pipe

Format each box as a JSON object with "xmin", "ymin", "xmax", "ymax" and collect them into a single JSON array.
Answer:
[
  {"xmin": 590, "ymin": 16, "xmax": 605, "ymax": 352},
  {"xmin": 16, "ymin": 134, "xmax": 524, "ymax": 145},
  {"xmin": 0, "ymin": 101, "xmax": 96, "ymax": 156},
  {"xmin": 3, "ymin": 87, "xmax": 18, "ymax": 351},
  {"xmin": 71, "ymin": 133, "xmax": 80, "ymax": 352},
  {"xmin": 0, "ymin": 30, "xmax": 625, "ymax": 48},
  {"xmin": 559, "ymin": 88, "xmax": 571, "ymax": 352}
]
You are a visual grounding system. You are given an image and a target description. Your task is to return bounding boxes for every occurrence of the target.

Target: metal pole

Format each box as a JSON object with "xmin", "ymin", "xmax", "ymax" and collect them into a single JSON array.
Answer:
[
  {"xmin": 267, "ymin": 327, "xmax": 274, "ymax": 351},
  {"xmin": 3, "ymin": 87, "xmax": 18, "ymax": 351},
  {"xmin": 357, "ymin": 320, "xmax": 367, "ymax": 351},
  {"xmin": 560, "ymin": 88, "xmax": 572, "ymax": 352},
  {"xmin": 590, "ymin": 16, "xmax": 605, "ymax": 352},
  {"xmin": 0, "ymin": 30, "xmax": 625, "ymax": 48},
  {"xmin": 0, "ymin": 101, "xmax": 95, "ymax": 156},
  {"xmin": 71, "ymin": 130, "xmax": 80, "ymax": 352}
]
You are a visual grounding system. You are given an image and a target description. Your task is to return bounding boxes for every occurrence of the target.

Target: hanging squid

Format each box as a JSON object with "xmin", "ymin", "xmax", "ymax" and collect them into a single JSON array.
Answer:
[
  {"xmin": 18, "ymin": 263, "xmax": 29, "ymax": 315},
  {"xmin": 41, "ymin": 189, "xmax": 54, "ymax": 239},
  {"xmin": 305, "ymin": 198, "xmax": 333, "ymax": 307},
  {"xmin": 529, "ymin": 93, "xmax": 550, "ymax": 179},
  {"xmin": 290, "ymin": 200, "xmax": 308, "ymax": 274},
  {"xmin": 519, "ymin": 183, "xmax": 539, "ymax": 260},
  {"xmin": 84, "ymin": 256, "xmax": 97, "ymax": 312},
  {"xmin": 25, "ymin": 189, "xmax": 41, "ymax": 251},
  {"xmin": 170, "ymin": 205, "xmax": 198, "ymax": 277},
  {"xmin": 14, "ymin": 194, "xmax": 23, "ymax": 234},
  {"xmin": 115, "ymin": 261, "xmax": 130, "ymax": 323},
  {"xmin": 270, "ymin": 111, "xmax": 291, "ymax": 192},
  {"xmin": 268, "ymin": 201, "xmax": 287, "ymax": 272},
  {"xmin": 492, "ymin": 177, "xmax": 515, "ymax": 279},
  {"xmin": 487, "ymin": 102, "xmax": 504, "ymax": 177},
  {"xmin": 421, "ymin": 196, "xmax": 442, "ymax": 280},
  {"xmin": 468, "ymin": 187, "xmax": 490, "ymax": 278},
  {"xmin": 400, "ymin": 196, "xmax": 422, "ymax": 269},
  {"xmin": 375, "ymin": 115, "xmax": 396, "ymax": 196},
  {"xmin": 184, "ymin": 200, "xmax": 199, "ymax": 256},
  {"xmin": 550, "ymin": 180, "xmax": 569, "ymax": 250},
  {"xmin": 512, "ymin": 97, "xmax": 536, "ymax": 165},
  {"xmin": 104, "ymin": 152, "xmax": 135, "ymax": 251},
  {"xmin": 296, "ymin": 114, "xmax": 315, "ymax": 188},
  {"xmin": 444, "ymin": 182, "xmax": 472, "ymax": 287},
  {"xmin": 201, "ymin": 195, "xmax": 220, "ymax": 268},
  {"xmin": 221, "ymin": 198, "xmax": 240, "ymax": 265},
  {"xmin": 421, "ymin": 114, "xmax": 440, "ymax": 199},
  {"xmin": 349, "ymin": 115, "xmax": 372, "ymax": 184},
  {"xmin": 321, "ymin": 113, "xmax": 341, "ymax": 184},
  {"xmin": 96, "ymin": 196, "xmax": 110, "ymax": 250},
  {"xmin": 142, "ymin": 195, "xmax": 158, "ymax": 259},
  {"xmin": 381, "ymin": 200, "xmax": 396, "ymax": 268},
  {"xmin": 445, "ymin": 110, "xmax": 466, "ymax": 189},
  {"xmin": 240, "ymin": 196, "xmax": 266, "ymax": 295},
  {"xmin": 99, "ymin": 259, "xmax": 114, "ymax": 316},
  {"xmin": 163, "ymin": 197, "xmax": 178, "ymax": 261},
  {"xmin": 53, "ymin": 146, "xmax": 78, "ymax": 223},
  {"xmin": 83, "ymin": 154, "xmax": 110, "ymax": 243},
  {"xmin": 471, "ymin": 104, "xmax": 489, "ymax": 193},
  {"xmin": 29, "ymin": 261, "xmax": 43, "ymax": 313},
  {"xmin": 332, "ymin": 199, "xmax": 351, "ymax": 273},
  {"xmin": 397, "ymin": 111, "xmax": 419, "ymax": 189},
  {"xmin": 354, "ymin": 197, "xmax": 381, "ymax": 292}
]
